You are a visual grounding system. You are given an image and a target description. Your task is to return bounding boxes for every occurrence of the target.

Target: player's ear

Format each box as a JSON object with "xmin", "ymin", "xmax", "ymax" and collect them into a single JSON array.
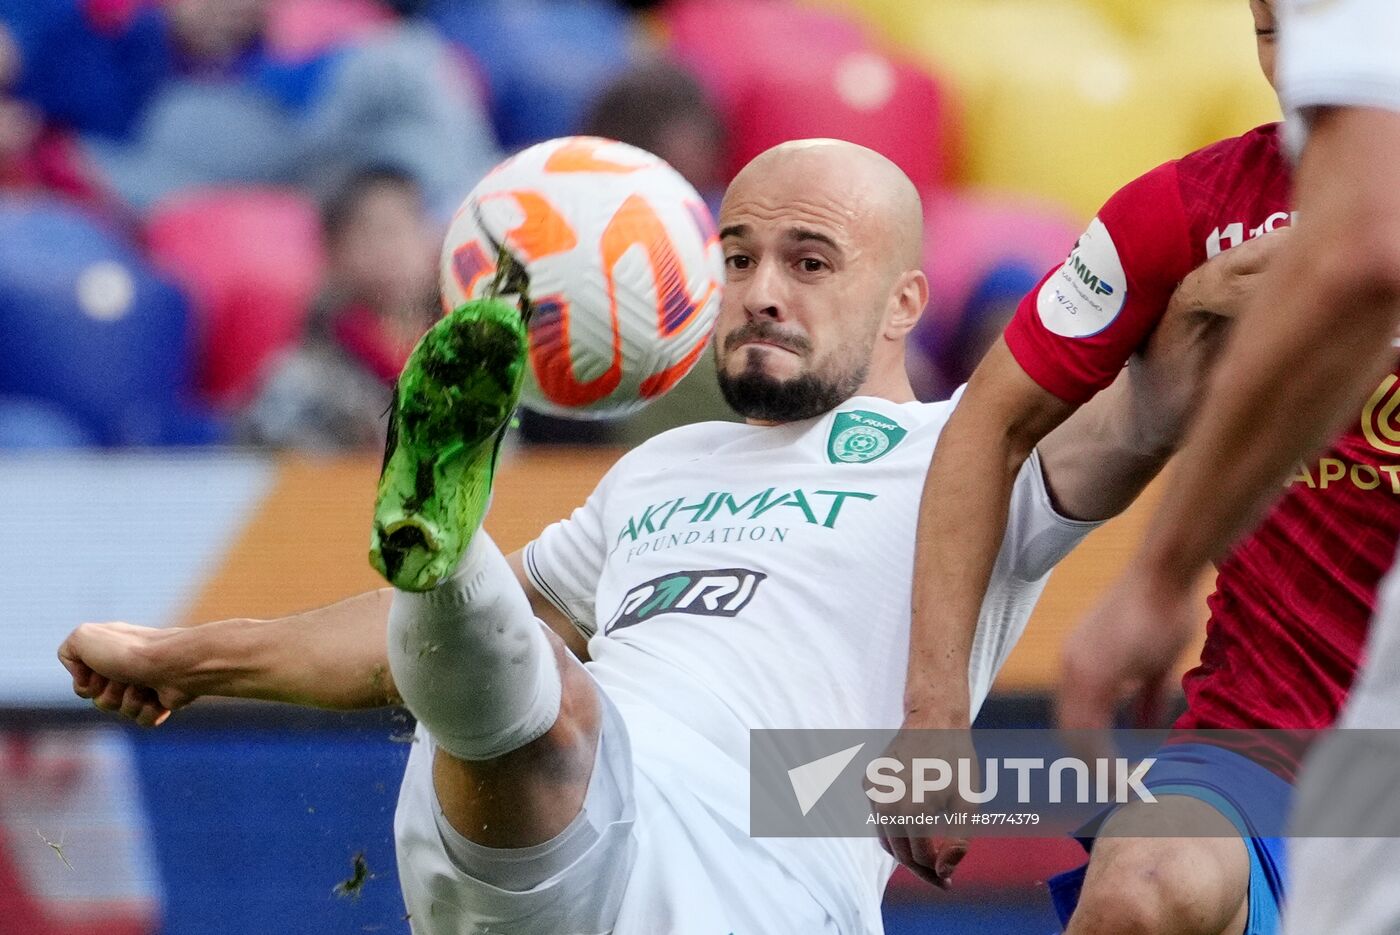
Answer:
[{"xmin": 884, "ymin": 269, "xmax": 928, "ymax": 339}]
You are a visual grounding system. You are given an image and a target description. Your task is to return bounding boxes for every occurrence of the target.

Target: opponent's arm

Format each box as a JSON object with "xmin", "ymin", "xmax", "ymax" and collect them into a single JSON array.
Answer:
[
  {"xmin": 905, "ymin": 342, "xmax": 1075, "ymax": 727},
  {"xmin": 1134, "ymin": 109, "xmax": 1400, "ymax": 595},
  {"xmin": 59, "ymin": 550, "xmax": 585, "ymax": 725},
  {"xmin": 902, "ymin": 162, "xmax": 1196, "ymax": 730},
  {"xmin": 1035, "ymin": 230, "xmax": 1291, "ymax": 521},
  {"xmin": 1058, "ymin": 114, "xmax": 1400, "ymax": 732}
]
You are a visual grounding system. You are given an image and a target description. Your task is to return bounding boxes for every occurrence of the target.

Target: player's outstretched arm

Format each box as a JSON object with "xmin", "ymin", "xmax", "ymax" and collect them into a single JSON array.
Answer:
[
  {"xmin": 59, "ymin": 588, "xmax": 402, "ymax": 725},
  {"xmin": 59, "ymin": 550, "xmax": 589, "ymax": 726},
  {"xmin": 879, "ymin": 344, "xmax": 1071, "ymax": 888}
]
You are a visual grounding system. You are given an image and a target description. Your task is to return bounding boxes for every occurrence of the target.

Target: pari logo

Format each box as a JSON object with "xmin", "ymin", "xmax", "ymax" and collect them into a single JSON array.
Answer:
[
  {"xmin": 1036, "ymin": 217, "xmax": 1127, "ymax": 338},
  {"xmin": 827, "ymin": 410, "xmax": 908, "ymax": 464},
  {"xmin": 604, "ymin": 567, "xmax": 766, "ymax": 634}
]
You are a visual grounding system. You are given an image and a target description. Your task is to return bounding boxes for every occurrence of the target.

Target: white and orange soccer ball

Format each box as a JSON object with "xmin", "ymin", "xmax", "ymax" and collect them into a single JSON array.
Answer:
[{"xmin": 441, "ymin": 136, "xmax": 724, "ymax": 419}]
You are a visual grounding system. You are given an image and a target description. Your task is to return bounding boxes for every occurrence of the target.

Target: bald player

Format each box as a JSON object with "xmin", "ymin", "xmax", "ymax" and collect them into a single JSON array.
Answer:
[{"xmin": 59, "ymin": 140, "xmax": 1214, "ymax": 934}]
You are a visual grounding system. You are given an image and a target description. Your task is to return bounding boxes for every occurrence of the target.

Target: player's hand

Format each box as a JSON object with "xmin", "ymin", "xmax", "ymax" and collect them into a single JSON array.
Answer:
[
  {"xmin": 1172, "ymin": 226, "xmax": 1293, "ymax": 322},
  {"xmin": 1056, "ymin": 569, "xmax": 1199, "ymax": 756},
  {"xmin": 1127, "ymin": 228, "xmax": 1294, "ymax": 455},
  {"xmin": 871, "ymin": 721, "xmax": 975, "ymax": 889},
  {"xmin": 58, "ymin": 622, "xmax": 196, "ymax": 727}
]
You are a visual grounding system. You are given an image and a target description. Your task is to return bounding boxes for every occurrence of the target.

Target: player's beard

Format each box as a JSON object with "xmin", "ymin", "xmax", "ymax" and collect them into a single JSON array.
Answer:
[{"xmin": 715, "ymin": 324, "xmax": 871, "ymax": 422}]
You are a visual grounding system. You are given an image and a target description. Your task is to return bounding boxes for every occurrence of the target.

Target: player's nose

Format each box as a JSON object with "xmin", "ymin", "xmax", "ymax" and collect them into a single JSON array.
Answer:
[{"xmin": 741, "ymin": 257, "xmax": 787, "ymax": 321}]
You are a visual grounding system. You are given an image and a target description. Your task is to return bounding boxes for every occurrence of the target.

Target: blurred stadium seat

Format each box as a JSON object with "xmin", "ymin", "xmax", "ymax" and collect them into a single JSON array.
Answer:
[
  {"xmin": 663, "ymin": 0, "xmax": 868, "ymax": 122},
  {"xmin": 729, "ymin": 44, "xmax": 953, "ymax": 192},
  {"xmin": 1140, "ymin": 0, "xmax": 1283, "ymax": 144},
  {"xmin": 664, "ymin": 0, "xmax": 952, "ymax": 188},
  {"xmin": 1076, "ymin": 0, "xmax": 1161, "ymax": 34},
  {"xmin": 0, "ymin": 195, "xmax": 214, "ymax": 446},
  {"xmin": 265, "ymin": 0, "xmax": 397, "ymax": 60},
  {"xmin": 800, "ymin": 0, "xmax": 919, "ymax": 48},
  {"xmin": 872, "ymin": 0, "xmax": 1003, "ymax": 120},
  {"xmin": 431, "ymin": 0, "xmax": 635, "ymax": 148},
  {"xmin": 904, "ymin": 0, "xmax": 1200, "ymax": 217},
  {"xmin": 1079, "ymin": 0, "xmax": 1253, "ymax": 37},
  {"xmin": 921, "ymin": 189, "xmax": 1079, "ymax": 334},
  {"xmin": 144, "ymin": 187, "xmax": 326, "ymax": 406},
  {"xmin": 0, "ymin": 395, "xmax": 96, "ymax": 449}
]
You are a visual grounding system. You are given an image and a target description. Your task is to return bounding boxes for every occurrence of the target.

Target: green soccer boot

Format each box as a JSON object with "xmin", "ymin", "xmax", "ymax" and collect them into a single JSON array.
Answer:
[{"xmin": 369, "ymin": 297, "xmax": 527, "ymax": 591}]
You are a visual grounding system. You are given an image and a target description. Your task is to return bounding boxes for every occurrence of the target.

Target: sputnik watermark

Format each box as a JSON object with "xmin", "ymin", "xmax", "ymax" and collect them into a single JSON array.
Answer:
[
  {"xmin": 758, "ymin": 728, "xmax": 1400, "ymax": 838},
  {"xmin": 862, "ymin": 756, "xmax": 1157, "ymax": 806},
  {"xmin": 750, "ymin": 728, "xmax": 1250, "ymax": 839}
]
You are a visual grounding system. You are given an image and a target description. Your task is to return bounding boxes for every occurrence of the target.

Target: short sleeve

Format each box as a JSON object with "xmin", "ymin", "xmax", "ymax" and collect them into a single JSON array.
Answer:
[
  {"xmin": 1003, "ymin": 160, "xmax": 1196, "ymax": 405},
  {"xmin": 522, "ymin": 465, "xmax": 621, "ymax": 639},
  {"xmin": 967, "ymin": 451, "xmax": 1101, "ymax": 706},
  {"xmin": 1000, "ymin": 449, "xmax": 1100, "ymax": 583}
]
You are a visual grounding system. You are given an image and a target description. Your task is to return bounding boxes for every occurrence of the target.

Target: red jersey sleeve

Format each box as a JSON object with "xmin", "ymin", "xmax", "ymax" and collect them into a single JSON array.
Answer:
[{"xmin": 1003, "ymin": 160, "xmax": 1197, "ymax": 405}]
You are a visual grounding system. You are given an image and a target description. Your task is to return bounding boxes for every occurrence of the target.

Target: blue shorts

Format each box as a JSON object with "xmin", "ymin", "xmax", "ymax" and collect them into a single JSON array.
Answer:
[{"xmin": 1047, "ymin": 743, "xmax": 1290, "ymax": 935}]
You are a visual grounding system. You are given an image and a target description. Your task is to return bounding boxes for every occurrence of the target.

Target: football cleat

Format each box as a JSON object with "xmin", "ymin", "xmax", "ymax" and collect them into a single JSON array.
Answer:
[{"xmin": 370, "ymin": 297, "xmax": 527, "ymax": 591}]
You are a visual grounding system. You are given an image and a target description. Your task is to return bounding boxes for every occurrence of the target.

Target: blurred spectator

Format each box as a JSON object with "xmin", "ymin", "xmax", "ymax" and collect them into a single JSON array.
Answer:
[
  {"xmin": 581, "ymin": 59, "xmax": 726, "ymax": 207},
  {"xmin": 0, "ymin": 85, "xmax": 42, "ymax": 186},
  {"xmin": 0, "ymin": 21, "xmax": 109, "ymax": 212},
  {"xmin": 0, "ymin": 0, "xmax": 498, "ymax": 216},
  {"xmin": 428, "ymin": 0, "xmax": 634, "ymax": 151},
  {"xmin": 294, "ymin": 19, "xmax": 501, "ymax": 218},
  {"xmin": 908, "ymin": 260, "xmax": 1043, "ymax": 401},
  {"xmin": 239, "ymin": 166, "xmax": 438, "ymax": 451}
]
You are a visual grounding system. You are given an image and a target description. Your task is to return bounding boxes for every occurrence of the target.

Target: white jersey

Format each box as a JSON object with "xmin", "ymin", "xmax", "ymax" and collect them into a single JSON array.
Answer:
[
  {"xmin": 521, "ymin": 394, "xmax": 1095, "ymax": 929},
  {"xmin": 1278, "ymin": 0, "xmax": 1400, "ymax": 151}
]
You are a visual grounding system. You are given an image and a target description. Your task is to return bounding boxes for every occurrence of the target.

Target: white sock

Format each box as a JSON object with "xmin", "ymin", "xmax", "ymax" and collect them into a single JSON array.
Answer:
[{"xmin": 387, "ymin": 531, "xmax": 562, "ymax": 761}]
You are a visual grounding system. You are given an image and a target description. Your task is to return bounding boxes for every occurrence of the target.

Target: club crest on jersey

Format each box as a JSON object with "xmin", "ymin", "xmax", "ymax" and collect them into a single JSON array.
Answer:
[
  {"xmin": 827, "ymin": 410, "xmax": 907, "ymax": 464},
  {"xmin": 604, "ymin": 567, "xmax": 766, "ymax": 634}
]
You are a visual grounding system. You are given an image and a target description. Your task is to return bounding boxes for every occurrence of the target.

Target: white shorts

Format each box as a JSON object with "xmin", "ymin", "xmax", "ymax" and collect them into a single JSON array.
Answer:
[
  {"xmin": 1283, "ymin": 553, "xmax": 1400, "ymax": 935},
  {"xmin": 393, "ymin": 682, "xmax": 871, "ymax": 935},
  {"xmin": 1279, "ymin": 0, "xmax": 1400, "ymax": 150}
]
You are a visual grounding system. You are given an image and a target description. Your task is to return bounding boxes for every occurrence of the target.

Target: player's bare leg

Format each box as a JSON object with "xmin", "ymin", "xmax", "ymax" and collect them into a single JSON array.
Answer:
[
  {"xmin": 428, "ymin": 637, "xmax": 598, "ymax": 847},
  {"xmin": 374, "ymin": 296, "xmax": 602, "ymax": 850},
  {"xmin": 1066, "ymin": 797, "xmax": 1249, "ymax": 935}
]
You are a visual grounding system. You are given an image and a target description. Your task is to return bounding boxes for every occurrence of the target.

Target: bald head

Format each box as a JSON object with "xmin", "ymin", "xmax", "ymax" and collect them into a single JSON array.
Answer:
[
  {"xmin": 723, "ymin": 139, "xmax": 924, "ymax": 272},
  {"xmin": 712, "ymin": 139, "xmax": 930, "ymax": 423}
]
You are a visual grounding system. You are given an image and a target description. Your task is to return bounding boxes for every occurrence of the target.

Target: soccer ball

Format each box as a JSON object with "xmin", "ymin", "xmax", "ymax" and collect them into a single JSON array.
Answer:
[{"xmin": 440, "ymin": 136, "xmax": 724, "ymax": 419}]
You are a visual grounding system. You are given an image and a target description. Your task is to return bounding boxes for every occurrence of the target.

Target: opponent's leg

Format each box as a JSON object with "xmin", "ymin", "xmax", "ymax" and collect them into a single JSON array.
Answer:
[
  {"xmin": 1066, "ymin": 797, "xmax": 1250, "ymax": 935},
  {"xmin": 374, "ymin": 298, "xmax": 601, "ymax": 850}
]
